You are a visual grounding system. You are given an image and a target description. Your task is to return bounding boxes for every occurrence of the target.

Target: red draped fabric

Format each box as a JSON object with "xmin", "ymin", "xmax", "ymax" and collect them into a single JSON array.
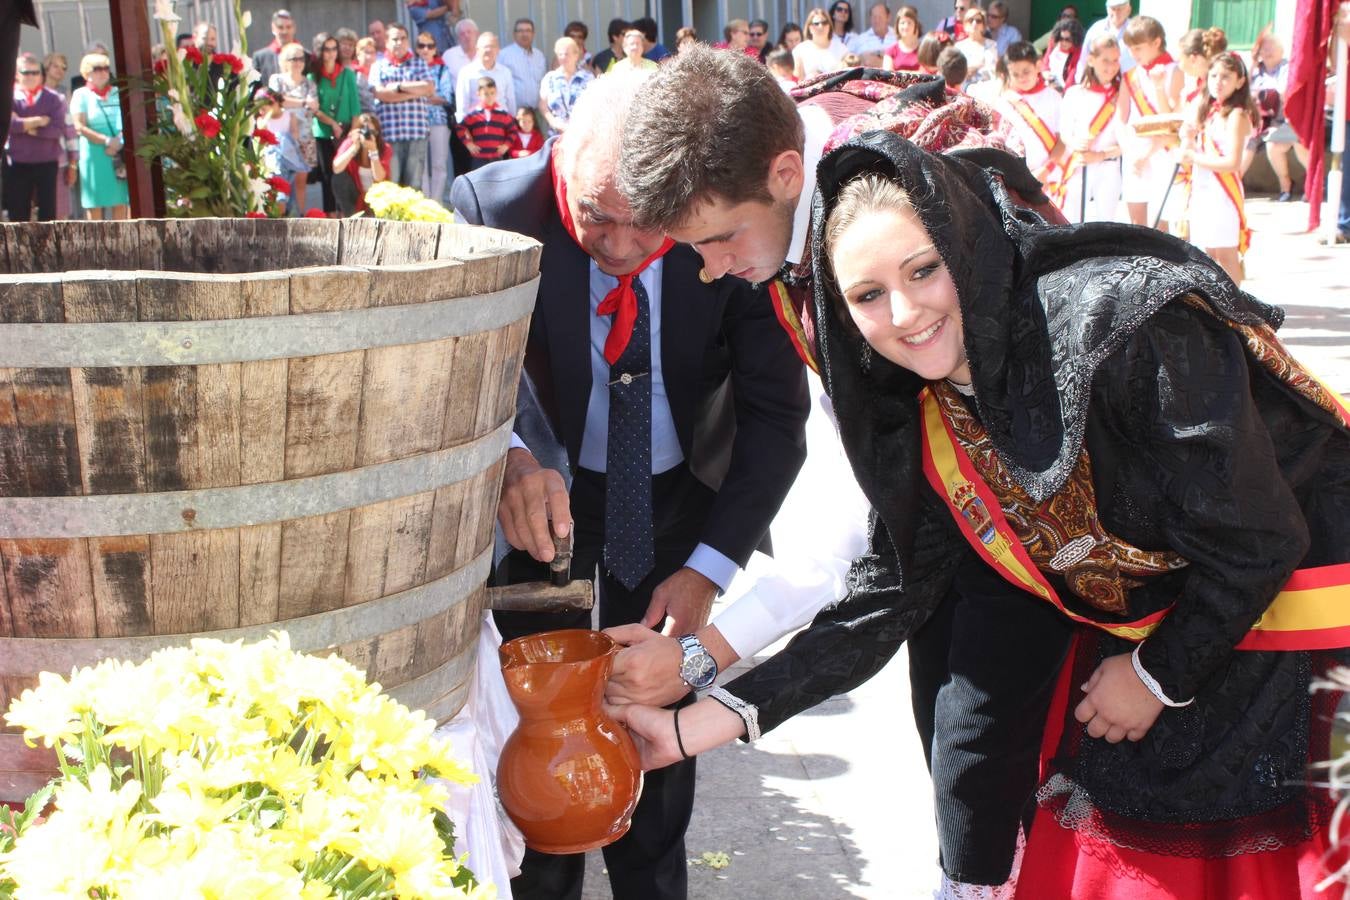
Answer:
[{"xmin": 1285, "ymin": 0, "xmax": 1341, "ymax": 230}]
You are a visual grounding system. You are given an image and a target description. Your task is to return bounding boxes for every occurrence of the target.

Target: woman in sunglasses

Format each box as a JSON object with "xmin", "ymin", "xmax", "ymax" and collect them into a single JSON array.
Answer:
[
  {"xmin": 1040, "ymin": 16, "xmax": 1084, "ymax": 90},
  {"xmin": 268, "ymin": 42, "xmax": 320, "ymax": 213},
  {"xmin": 829, "ymin": 0, "xmax": 856, "ymax": 43},
  {"xmin": 953, "ymin": 6, "xmax": 997, "ymax": 85},
  {"xmin": 793, "ymin": 6, "xmax": 848, "ymax": 81},
  {"xmin": 309, "ymin": 32, "xmax": 360, "ymax": 215},
  {"xmin": 5, "ymin": 52, "xmax": 66, "ymax": 221},
  {"xmin": 69, "ymin": 52, "xmax": 127, "ymax": 219}
]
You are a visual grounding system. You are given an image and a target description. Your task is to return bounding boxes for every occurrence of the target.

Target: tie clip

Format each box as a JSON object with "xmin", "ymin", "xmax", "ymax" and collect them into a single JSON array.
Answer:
[{"xmin": 608, "ymin": 371, "xmax": 649, "ymax": 386}]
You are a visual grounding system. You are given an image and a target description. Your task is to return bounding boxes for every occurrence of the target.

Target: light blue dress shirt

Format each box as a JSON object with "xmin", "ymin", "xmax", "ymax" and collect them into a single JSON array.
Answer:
[{"xmin": 511, "ymin": 258, "xmax": 740, "ymax": 591}]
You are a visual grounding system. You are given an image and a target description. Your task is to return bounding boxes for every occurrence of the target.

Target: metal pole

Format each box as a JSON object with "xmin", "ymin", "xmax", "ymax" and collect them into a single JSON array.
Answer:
[
  {"xmin": 108, "ymin": 0, "xmax": 164, "ymax": 217},
  {"xmin": 1152, "ymin": 162, "xmax": 1179, "ymax": 230},
  {"xmin": 1324, "ymin": 20, "xmax": 1347, "ymax": 242},
  {"xmin": 1079, "ymin": 162, "xmax": 1087, "ymax": 223}
]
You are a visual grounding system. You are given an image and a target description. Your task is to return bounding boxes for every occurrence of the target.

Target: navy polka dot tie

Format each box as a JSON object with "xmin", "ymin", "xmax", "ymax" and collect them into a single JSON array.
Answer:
[{"xmin": 603, "ymin": 278, "xmax": 655, "ymax": 591}]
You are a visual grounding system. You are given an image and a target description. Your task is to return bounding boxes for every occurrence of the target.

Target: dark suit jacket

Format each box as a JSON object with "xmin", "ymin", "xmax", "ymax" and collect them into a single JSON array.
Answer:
[{"xmin": 451, "ymin": 140, "xmax": 809, "ymax": 567}]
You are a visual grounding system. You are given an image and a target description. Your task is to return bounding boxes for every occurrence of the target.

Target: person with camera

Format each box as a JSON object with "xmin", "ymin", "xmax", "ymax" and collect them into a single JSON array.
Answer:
[{"xmin": 332, "ymin": 112, "xmax": 391, "ymax": 212}]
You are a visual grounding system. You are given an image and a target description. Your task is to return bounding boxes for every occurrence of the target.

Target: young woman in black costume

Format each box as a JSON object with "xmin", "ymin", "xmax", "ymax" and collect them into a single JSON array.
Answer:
[{"xmin": 611, "ymin": 130, "xmax": 1350, "ymax": 899}]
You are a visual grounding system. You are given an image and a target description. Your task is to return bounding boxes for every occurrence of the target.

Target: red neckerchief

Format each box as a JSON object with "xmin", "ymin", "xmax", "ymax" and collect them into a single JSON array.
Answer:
[
  {"xmin": 548, "ymin": 141, "xmax": 674, "ymax": 365},
  {"xmin": 1140, "ymin": 51, "xmax": 1174, "ymax": 71},
  {"xmin": 353, "ymin": 63, "xmax": 370, "ymax": 76},
  {"xmin": 318, "ymin": 61, "xmax": 343, "ymax": 87},
  {"xmin": 1015, "ymin": 75, "xmax": 1048, "ymax": 96},
  {"xmin": 387, "ymin": 51, "xmax": 412, "ymax": 66},
  {"xmin": 88, "ymin": 83, "xmax": 111, "ymax": 99},
  {"xmin": 268, "ymin": 38, "xmax": 283, "ymax": 54},
  {"xmin": 429, "ymin": 55, "xmax": 445, "ymax": 67},
  {"xmin": 1085, "ymin": 79, "xmax": 1118, "ymax": 97},
  {"xmin": 20, "ymin": 85, "xmax": 42, "ymax": 106},
  {"xmin": 1184, "ymin": 75, "xmax": 1203, "ymax": 104}
]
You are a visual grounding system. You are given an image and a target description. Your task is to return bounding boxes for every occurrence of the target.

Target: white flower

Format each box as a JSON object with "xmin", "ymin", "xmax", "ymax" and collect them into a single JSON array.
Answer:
[
  {"xmin": 249, "ymin": 177, "xmax": 271, "ymax": 208},
  {"xmin": 240, "ymin": 10, "xmax": 253, "ymax": 29},
  {"xmin": 170, "ymin": 101, "xmax": 194, "ymax": 137},
  {"xmin": 153, "ymin": 0, "xmax": 180, "ymax": 24}
]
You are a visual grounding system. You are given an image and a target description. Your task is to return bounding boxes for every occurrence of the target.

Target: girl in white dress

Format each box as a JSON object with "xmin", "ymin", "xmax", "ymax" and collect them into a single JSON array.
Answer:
[
  {"xmin": 1119, "ymin": 17, "xmax": 1183, "ymax": 231},
  {"xmin": 1179, "ymin": 51, "xmax": 1254, "ymax": 285},
  {"xmin": 1058, "ymin": 34, "xmax": 1126, "ymax": 223}
]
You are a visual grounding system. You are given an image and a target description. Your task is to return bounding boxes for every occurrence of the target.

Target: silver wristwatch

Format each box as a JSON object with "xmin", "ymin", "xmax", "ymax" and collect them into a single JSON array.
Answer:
[{"xmin": 678, "ymin": 634, "xmax": 718, "ymax": 691}]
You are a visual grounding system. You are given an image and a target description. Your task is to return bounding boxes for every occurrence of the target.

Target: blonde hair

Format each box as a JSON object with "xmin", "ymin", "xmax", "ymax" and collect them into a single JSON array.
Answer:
[
  {"xmin": 824, "ymin": 173, "xmax": 916, "ymax": 311},
  {"xmin": 355, "ymin": 37, "xmax": 376, "ymax": 54},
  {"xmin": 78, "ymin": 52, "xmax": 110, "ymax": 79}
]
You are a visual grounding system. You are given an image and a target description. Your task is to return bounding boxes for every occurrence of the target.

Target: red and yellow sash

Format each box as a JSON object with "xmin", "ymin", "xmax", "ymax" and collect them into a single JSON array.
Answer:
[
  {"xmin": 1199, "ymin": 121, "xmax": 1252, "ymax": 255},
  {"xmin": 768, "ymin": 279, "xmax": 819, "ymax": 373},
  {"xmin": 1124, "ymin": 68, "xmax": 1160, "ymax": 117},
  {"xmin": 918, "ymin": 386, "xmax": 1350, "ymax": 650},
  {"xmin": 1008, "ymin": 96, "xmax": 1058, "ymax": 157},
  {"xmin": 1050, "ymin": 90, "xmax": 1117, "ymax": 209}
]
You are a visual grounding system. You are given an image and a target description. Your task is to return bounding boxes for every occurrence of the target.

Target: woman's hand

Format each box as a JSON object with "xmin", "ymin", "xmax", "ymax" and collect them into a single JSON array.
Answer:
[
  {"xmin": 103, "ymin": 136, "xmax": 122, "ymax": 157},
  {"xmin": 605, "ymin": 703, "xmax": 685, "ymax": 771},
  {"xmin": 605, "ymin": 698, "xmax": 747, "ymax": 771},
  {"xmin": 1073, "ymin": 652, "xmax": 1163, "ymax": 743},
  {"xmin": 305, "ymin": 96, "xmax": 320, "ymax": 113}
]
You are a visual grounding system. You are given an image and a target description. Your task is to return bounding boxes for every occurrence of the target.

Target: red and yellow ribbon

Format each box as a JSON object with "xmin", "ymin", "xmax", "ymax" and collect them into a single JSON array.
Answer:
[
  {"xmin": 769, "ymin": 279, "xmax": 819, "ymax": 373},
  {"xmin": 1051, "ymin": 91, "xmax": 1118, "ymax": 209},
  {"xmin": 919, "ymin": 386, "xmax": 1350, "ymax": 650}
]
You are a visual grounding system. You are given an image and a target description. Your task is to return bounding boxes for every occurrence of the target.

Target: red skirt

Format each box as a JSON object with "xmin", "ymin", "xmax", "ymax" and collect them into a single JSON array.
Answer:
[{"xmin": 1016, "ymin": 634, "xmax": 1347, "ymax": 900}]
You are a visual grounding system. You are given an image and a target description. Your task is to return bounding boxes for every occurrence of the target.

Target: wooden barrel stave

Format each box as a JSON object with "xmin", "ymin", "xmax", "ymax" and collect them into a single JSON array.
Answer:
[{"xmin": 0, "ymin": 219, "xmax": 539, "ymax": 800}]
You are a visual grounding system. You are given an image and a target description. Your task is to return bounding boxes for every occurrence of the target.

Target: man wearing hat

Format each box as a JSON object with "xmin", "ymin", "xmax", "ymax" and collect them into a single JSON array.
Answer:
[{"xmin": 1075, "ymin": 0, "xmax": 1135, "ymax": 83}]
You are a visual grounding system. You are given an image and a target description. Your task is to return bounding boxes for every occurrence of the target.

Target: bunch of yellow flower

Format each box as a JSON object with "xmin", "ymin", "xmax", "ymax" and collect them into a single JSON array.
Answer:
[
  {"xmin": 0, "ymin": 633, "xmax": 493, "ymax": 900},
  {"xmin": 364, "ymin": 182, "xmax": 455, "ymax": 223}
]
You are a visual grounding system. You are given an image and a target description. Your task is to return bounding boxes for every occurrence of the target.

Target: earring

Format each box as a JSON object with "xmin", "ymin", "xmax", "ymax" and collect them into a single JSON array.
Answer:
[{"xmin": 698, "ymin": 268, "xmax": 714, "ymax": 284}]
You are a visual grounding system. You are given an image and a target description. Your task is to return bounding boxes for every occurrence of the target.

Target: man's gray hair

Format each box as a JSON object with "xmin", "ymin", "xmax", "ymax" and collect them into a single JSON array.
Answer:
[
  {"xmin": 559, "ymin": 68, "xmax": 654, "ymax": 182},
  {"xmin": 456, "ymin": 18, "xmax": 479, "ymax": 37}
]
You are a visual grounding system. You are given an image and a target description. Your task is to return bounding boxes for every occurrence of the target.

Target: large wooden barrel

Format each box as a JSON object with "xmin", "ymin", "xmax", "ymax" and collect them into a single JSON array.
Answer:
[{"xmin": 0, "ymin": 218, "xmax": 540, "ymax": 800}]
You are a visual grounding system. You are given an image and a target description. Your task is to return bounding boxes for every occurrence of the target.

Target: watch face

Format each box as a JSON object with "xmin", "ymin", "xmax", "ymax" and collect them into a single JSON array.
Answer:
[{"xmin": 681, "ymin": 652, "xmax": 717, "ymax": 689}]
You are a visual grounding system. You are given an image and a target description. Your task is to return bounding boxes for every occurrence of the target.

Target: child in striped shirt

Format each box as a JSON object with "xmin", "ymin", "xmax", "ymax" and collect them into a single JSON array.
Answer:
[{"xmin": 456, "ymin": 77, "xmax": 519, "ymax": 170}]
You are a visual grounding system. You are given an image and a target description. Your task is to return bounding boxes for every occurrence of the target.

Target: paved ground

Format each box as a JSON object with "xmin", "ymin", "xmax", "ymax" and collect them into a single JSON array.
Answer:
[{"xmin": 574, "ymin": 196, "xmax": 1350, "ymax": 900}]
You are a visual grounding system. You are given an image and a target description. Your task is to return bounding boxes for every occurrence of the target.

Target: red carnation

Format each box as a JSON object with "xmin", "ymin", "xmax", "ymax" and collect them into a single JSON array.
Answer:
[
  {"xmin": 183, "ymin": 45, "xmax": 203, "ymax": 65},
  {"xmin": 251, "ymin": 127, "xmax": 279, "ymax": 146},
  {"xmin": 153, "ymin": 58, "xmax": 168, "ymax": 76},
  {"xmin": 212, "ymin": 53, "xmax": 245, "ymax": 74},
  {"xmin": 245, "ymin": 211, "xmax": 268, "ymax": 219},
  {"xmin": 193, "ymin": 111, "xmax": 221, "ymax": 139},
  {"xmin": 267, "ymin": 176, "xmax": 292, "ymax": 194}
]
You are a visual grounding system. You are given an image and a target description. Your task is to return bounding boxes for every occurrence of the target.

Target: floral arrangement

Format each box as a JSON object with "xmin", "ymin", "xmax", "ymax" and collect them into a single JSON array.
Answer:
[
  {"xmin": 0, "ymin": 633, "xmax": 492, "ymax": 899},
  {"xmin": 364, "ymin": 182, "xmax": 456, "ymax": 223},
  {"xmin": 138, "ymin": 0, "xmax": 287, "ymax": 217}
]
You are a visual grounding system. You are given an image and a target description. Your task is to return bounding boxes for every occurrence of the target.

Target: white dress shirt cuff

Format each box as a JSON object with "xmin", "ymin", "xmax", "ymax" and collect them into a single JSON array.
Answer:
[
  {"xmin": 711, "ymin": 554, "xmax": 851, "ymax": 660},
  {"xmin": 685, "ymin": 543, "xmax": 738, "ymax": 593},
  {"xmin": 508, "ymin": 432, "xmax": 530, "ymax": 453}
]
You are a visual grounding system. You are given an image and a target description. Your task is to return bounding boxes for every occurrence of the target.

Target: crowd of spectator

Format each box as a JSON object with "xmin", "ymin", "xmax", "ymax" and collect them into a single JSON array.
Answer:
[{"xmin": 0, "ymin": 1, "xmax": 1337, "ymax": 233}]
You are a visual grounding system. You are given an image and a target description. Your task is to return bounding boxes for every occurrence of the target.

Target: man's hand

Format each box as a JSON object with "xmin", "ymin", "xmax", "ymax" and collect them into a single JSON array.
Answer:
[
  {"xmin": 640, "ymin": 567, "xmax": 717, "ymax": 637},
  {"xmin": 604, "ymin": 625, "xmax": 687, "ymax": 706},
  {"xmin": 497, "ymin": 447, "xmax": 572, "ymax": 561},
  {"xmin": 1073, "ymin": 652, "xmax": 1164, "ymax": 743}
]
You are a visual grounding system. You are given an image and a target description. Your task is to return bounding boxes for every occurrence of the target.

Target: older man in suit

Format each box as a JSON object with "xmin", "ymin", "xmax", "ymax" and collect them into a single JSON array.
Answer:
[{"xmin": 451, "ymin": 70, "xmax": 808, "ymax": 900}]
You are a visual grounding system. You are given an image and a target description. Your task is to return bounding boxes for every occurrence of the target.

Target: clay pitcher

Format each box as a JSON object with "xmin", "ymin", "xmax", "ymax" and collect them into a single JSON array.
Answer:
[{"xmin": 497, "ymin": 628, "xmax": 643, "ymax": 853}]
